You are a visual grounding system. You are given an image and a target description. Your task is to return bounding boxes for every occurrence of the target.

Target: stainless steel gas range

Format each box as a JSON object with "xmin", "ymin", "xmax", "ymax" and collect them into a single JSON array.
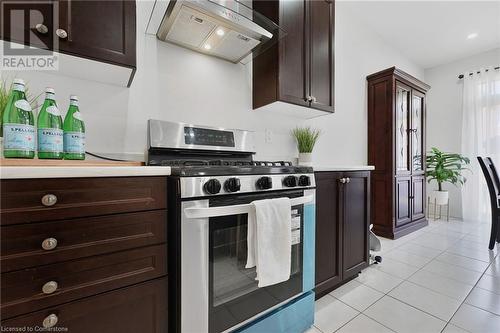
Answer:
[{"xmin": 148, "ymin": 120, "xmax": 316, "ymax": 333}]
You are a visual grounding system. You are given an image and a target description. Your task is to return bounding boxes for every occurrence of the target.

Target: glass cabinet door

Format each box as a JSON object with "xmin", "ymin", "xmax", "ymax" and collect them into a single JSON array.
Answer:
[
  {"xmin": 395, "ymin": 83, "xmax": 411, "ymax": 174},
  {"xmin": 411, "ymin": 91, "xmax": 425, "ymax": 172}
]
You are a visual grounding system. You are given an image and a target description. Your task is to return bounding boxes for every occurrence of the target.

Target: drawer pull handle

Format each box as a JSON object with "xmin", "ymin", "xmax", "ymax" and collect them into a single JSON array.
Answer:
[
  {"xmin": 41, "ymin": 194, "xmax": 58, "ymax": 207},
  {"xmin": 42, "ymin": 314, "xmax": 58, "ymax": 328},
  {"xmin": 42, "ymin": 281, "xmax": 58, "ymax": 294},
  {"xmin": 41, "ymin": 238, "xmax": 58, "ymax": 251}
]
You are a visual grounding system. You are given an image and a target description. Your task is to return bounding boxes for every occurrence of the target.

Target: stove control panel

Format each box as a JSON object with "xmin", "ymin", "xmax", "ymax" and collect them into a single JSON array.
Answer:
[{"xmin": 182, "ymin": 174, "xmax": 316, "ymax": 198}]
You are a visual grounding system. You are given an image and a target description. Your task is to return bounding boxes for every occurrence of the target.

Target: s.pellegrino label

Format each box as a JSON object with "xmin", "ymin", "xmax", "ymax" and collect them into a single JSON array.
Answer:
[
  {"xmin": 3, "ymin": 124, "xmax": 36, "ymax": 150},
  {"xmin": 64, "ymin": 131, "xmax": 85, "ymax": 153},
  {"xmin": 2, "ymin": 78, "xmax": 35, "ymax": 158},
  {"xmin": 38, "ymin": 128, "xmax": 63, "ymax": 152},
  {"xmin": 37, "ymin": 88, "xmax": 64, "ymax": 159}
]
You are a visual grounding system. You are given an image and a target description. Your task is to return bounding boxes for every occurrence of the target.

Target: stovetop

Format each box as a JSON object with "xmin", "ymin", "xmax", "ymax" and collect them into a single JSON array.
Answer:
[{"xmin": 148, "ymin": 159, "xmax": 313, "ymax": 176}]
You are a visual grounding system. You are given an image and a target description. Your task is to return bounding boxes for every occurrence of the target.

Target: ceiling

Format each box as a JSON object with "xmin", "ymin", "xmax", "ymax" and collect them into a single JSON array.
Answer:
[{"xmin": 341, "ymin": 0, "xmax": 500, "ymax": 69}]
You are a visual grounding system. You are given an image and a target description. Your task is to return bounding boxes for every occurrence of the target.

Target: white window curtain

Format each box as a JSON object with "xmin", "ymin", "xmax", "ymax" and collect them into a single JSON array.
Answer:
[{"xmin": 461, "ymin": 68, "xmax": 500, "ymax": 222}]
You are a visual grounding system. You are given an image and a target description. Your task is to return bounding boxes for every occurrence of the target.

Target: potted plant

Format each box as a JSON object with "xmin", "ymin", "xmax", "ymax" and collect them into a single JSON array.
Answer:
[
  {"xmin": 0, "ymin": 79, "xmax": 10, "ymax": 157},
  {"xmin": 292, "ymin": 127, "xmax": 320, "ymax": 166},
  {"xmin": 425, "ymin": 147, "xmax": 470, "ymax": 205}
]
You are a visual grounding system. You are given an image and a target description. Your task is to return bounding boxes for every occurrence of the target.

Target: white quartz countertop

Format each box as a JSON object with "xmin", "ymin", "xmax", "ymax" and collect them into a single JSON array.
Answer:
[
  {"xmin": 313, "ymin": 165, "xmax": 375, "ymax": 172},
  {"xmin": 0, "ymin": 166, "xmax": 172, "ymax": 179}
]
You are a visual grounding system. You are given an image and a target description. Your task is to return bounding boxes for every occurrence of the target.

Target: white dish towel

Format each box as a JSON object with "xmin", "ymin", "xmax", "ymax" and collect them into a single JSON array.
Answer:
[{"xmin": 246, "ymin": 197, "xmax": 292, "ymax": 287}]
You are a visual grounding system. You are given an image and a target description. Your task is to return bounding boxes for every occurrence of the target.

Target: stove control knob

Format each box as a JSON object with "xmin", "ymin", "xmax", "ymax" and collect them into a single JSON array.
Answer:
[
  {"xmin": 298, "ymin": 175, "xmax": 311, "ymax": 187},
  {"xmin": 283, "ymin": 176, "xmax": 298, "ymax": 187},
  {"xmin": 224, "ymin": 178, "xmax": 241, "ymax": 193},
  {"xmin": 256, "ymin": 176, "xmax": 273, "ymax": 190},
  {"xmin": 204, "ymin": 179, "xmax": 221, "ymax": 195}
]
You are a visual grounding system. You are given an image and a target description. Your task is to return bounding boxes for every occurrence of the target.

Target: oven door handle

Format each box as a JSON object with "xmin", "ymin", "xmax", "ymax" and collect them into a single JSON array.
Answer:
[{"xmin": 183, "ymin": 195, "xmax": 314, "ymax": 219}]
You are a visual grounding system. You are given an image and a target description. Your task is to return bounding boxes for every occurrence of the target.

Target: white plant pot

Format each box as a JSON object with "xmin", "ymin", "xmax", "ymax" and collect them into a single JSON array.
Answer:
[
  {"xmin": 298, "ymin": 153, "xmax": 313, "ymax": 166},
  {"xmin": 432, "ymin": 190, "xmax": 449, "ymax": 205}
]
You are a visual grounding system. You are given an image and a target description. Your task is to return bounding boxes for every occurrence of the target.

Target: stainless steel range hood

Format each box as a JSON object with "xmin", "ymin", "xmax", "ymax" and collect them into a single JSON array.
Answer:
[{"xmin": 148, "ymin": 0, "xmax": 283, "ymax": 63}]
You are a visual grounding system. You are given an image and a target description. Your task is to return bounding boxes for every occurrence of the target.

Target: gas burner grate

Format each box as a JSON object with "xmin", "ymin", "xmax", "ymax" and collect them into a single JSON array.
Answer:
[{"xmin": 154, "ymin": 159, "xmax": 294, "ymax": 167}]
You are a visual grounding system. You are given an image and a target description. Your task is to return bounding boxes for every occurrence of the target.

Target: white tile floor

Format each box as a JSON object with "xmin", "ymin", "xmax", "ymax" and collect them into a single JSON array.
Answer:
[{"xmin": 308, "ymin": 218, "xmax": 500, "ymax": 333}]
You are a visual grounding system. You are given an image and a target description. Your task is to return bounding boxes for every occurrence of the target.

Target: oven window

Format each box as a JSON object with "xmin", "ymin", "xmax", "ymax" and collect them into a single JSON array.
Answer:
[{"xmin": 209, "ymin": 200, "xmax": 303, "ymax": 333}]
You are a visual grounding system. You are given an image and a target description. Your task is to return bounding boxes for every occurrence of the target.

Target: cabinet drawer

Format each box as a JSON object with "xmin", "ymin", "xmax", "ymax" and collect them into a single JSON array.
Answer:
[
  {"xmin": 0, "ymin": 177, "xmax": 167, "ymax": 225},
  {"xmin": 1, "ymin": 245, "xmax": 167, "ymax": 319},
  {"xmin": 1, "ymin": 210, "xmax": 166, "ymax": 272},
  {"xmin": 1, "ymin": 278, "xmax": 167, "ymax": 333}
]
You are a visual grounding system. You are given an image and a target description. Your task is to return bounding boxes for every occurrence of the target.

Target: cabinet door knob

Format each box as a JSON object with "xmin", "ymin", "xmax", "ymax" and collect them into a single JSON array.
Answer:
[
  {"xmin": 41, "ymin": 238, "xmax": 58, "ymax": 251},
  {"xmin": 41, "ymin": 193, "xmax": 58, "ymax": 207},
  {"xmin": 56, "ymin": 28, "xmax": 68, "ymax": 39},
  {"xmin": 305, "ymin": 96, "xmax": 312, "ymax": 102},
  {"xmin": 42, "ymin": 314, "xmax": 58, "ymax": 328},
  {"xmin": 35, "ymin": 23, "xmax": 49, "ymax": 34},
  {"xmin": 42, "ymin": 281, "xmax": 59, "ymax": 294},
  {"xmin": 339, "ymin": 178, "xmax": 346, "ymax": 184},
  {"xmin": 311, "ymin": 96, "xmax": 317, "ymax": 103},
  {"xmin": 346, "ymin": 177, "xmax": 351, "ymax": 183}
]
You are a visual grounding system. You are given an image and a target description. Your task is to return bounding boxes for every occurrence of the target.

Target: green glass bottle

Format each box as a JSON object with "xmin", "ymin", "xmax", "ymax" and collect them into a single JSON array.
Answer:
[
  {"xmin": 63, "ymin": 95, "xmax": 85, "ymax": 160},
  {"xmin": 37, "ymin": 88, "xmax": 63, "ymax": 159},
  {"xmin": 2, "ymin": 78, "xmax": 35, "ymax": 159}
]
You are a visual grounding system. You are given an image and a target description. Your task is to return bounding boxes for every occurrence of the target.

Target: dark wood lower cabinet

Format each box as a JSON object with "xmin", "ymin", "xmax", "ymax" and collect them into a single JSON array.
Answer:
[
  {"xmin": 1, "ymin": 278, "xmax": 167, "ymax": 333},
  {"xmin": 315, "ymin": 171, "xmax": 370, "ymax": 298},
  {"xmin": 314, "ymin": 172, "xmax": 343, "ymax": 295},
  {"xmin": 1, "ymin": 177, "xmax": 168, "ymax": 332},
  {"xmin": 342, "ymin": 172, "xmax": 370, "ymax": 280}
]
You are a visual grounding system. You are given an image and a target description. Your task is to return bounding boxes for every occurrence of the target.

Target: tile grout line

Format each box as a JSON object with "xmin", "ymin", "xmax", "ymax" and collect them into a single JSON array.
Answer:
[
  {"xmin": 316, "ymin": 221, "xmax": 496, "ymax": 333},
  {"xmin": 439, "ymin": 250, "xmax": 499, "ymax": 332},
  {"xmin": 358, "ymin": 224, "xmax": 486, "ymax": 332}
]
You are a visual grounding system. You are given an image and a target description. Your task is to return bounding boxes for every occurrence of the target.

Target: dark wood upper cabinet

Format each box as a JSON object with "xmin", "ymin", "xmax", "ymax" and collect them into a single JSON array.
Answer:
[
  {"xmin": 0, "ymin": 0, "xmax": 137, "ymax": 86},
  {"xmin": 57, "ymin": 0, "xmax": 136, "ymax": 68},
  {"xmin": 308, "ymin": 0, "xmax": 335, "ymax": 112},
  {"xmin": 253, "ymin": 0, "xmax": 334, "ymax": 115},
  {"xmin": 315, "ymin": 171, "xmax": 370, "ymax": 298},
  {"xmin": 367, "ymin": 67, "xmax": 430, "ymax": 239}
]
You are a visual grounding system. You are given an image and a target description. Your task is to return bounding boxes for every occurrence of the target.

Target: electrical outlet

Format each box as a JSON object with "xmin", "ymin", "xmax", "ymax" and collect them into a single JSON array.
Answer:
[{"xmin": 265, "ymin": 129, "xmax": 273, "ymax": 143}]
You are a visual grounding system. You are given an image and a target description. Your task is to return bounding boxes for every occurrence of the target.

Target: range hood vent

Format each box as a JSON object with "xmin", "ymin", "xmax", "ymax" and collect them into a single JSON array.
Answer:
[{"xmin": 150, "ymin": 0, "xmax": 284, "ymax": 64}]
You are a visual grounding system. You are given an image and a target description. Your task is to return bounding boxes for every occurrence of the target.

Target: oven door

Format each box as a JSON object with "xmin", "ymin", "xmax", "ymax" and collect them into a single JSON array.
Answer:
[{"xmin": 181, "ymin": 190, "xmax": 310, "ymax": 333}]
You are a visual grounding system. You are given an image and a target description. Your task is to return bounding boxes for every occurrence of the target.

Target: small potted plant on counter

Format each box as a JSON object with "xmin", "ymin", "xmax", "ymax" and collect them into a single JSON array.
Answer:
[
  {"xmin": 292, "ymin": 127, "xmax": 320, "ymax": 166},
  {"xmin": 426, "ymin": 147, "xmax": 470, "ymax": 205},
  {"xmin": 0, "ymin": 79, "xmax": 9, "ymax": 156}
]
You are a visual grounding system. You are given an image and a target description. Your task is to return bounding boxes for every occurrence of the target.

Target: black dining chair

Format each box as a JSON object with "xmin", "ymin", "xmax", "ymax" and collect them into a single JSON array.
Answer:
[{"xmin": 477, "ymin": 157, "xmax": 500, "ymax": 250}]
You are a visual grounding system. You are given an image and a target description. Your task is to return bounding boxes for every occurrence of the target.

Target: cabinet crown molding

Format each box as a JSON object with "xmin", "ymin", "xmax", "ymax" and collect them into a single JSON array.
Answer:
[{"xmin": 366, "ymin": 66, "xmax": 430, "ymax": 91}]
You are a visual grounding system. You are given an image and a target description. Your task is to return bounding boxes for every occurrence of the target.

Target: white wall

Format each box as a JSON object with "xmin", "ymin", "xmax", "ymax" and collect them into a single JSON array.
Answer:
[
  {"xmin": 2, "ymin": 1, "xmax": 423, "ymax": 165},
  {"xmin": 424, "ymin": 47, "xmax": 500, "ymax": 217},
  {"xmin": 307, "ymin": 2, "xmax": 424, "ymax": 165}
]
